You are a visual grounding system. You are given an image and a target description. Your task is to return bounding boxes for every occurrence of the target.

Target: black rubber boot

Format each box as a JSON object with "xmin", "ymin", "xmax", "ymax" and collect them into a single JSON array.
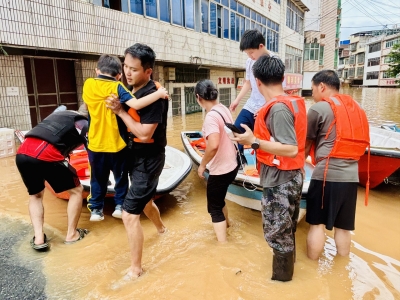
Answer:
[
  {"xmin": 271, "ymin": 249, "xmax": 294, "ymax": 282},
  {"xmin": 293, "ymin": 234, "xmax": 296, "ymax": 263}
]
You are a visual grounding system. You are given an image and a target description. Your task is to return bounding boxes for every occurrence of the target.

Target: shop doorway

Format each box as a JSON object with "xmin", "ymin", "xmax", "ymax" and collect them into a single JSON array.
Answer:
[{"xmin": 23, "ymin": 57, "xmax": 78, "ymax": 127}]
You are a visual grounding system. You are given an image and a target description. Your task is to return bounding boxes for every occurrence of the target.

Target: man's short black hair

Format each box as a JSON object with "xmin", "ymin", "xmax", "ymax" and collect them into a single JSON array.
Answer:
[
  {"xmin": 312, "ymin": 70, "xmax": 340, "ymax": 91},
  {"xmin": 97, "ymin": 54, "xmax": 122, "ymax": 77},
  {"xmin": 252, "ymin": 55, "xmax": 285, "ymax": 85},
  {"xmin": 124, "ymin": 43, "xmax": 156, "ymax": 70},
  {"xmin": 240, "ymin": 29, "xmax": 265, "ymax": 51}
]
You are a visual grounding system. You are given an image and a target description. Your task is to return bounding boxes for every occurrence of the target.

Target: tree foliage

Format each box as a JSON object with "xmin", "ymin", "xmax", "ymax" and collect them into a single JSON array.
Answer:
[{"xmin": 387, "ymin": 43, "xmax": 400, "ymax": 85}]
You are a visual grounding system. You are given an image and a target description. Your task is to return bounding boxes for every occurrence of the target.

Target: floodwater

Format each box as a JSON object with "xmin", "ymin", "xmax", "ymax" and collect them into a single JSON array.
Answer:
[{"xmin": 0, "ymin": 87, "xmax": 399, "ymax": 300}]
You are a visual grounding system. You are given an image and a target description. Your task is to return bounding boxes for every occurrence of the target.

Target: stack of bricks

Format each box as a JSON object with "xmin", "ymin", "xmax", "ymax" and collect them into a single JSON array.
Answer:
[{"xmin": 0, "ymin": 128, "xmax": 16, "ymax": 158}]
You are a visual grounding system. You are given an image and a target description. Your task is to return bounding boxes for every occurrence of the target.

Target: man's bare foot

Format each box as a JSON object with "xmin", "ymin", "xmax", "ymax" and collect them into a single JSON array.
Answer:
[
  {"xmin": 158, "ymin": 227, "xmax": 168, "ymax": 234},
  {"xmin": 124, "ymin": 268, "xmax": 144, "ymax": 280}
]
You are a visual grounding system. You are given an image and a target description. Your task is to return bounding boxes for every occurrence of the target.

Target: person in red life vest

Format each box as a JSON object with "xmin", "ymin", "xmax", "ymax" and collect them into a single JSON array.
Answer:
[
  {"xmin": 304, "ymin": 70, "xmax": 369, "ymax": 260},
  {"xmin": 231, "ymin": 55, "xmax": 307, "ymax": 282},
  {"xmin": 15, "ymin": 110, "xmax": 90, "ymax": 251}
]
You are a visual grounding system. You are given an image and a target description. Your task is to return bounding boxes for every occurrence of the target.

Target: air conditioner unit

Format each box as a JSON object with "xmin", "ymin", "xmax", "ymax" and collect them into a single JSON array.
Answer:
[{"xmin": 164, "ymin": 67, "xmax": 176, "ymax": 81}]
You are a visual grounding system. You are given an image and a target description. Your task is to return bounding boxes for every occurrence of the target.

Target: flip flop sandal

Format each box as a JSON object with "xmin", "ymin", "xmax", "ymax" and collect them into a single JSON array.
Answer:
[
  {"xmin": 64, "ymin": 228, "xmax": 89, "ymax": 244},
  {"xmin": 31, "ymin": 233, "xmax": 49, "ymax": 251}
]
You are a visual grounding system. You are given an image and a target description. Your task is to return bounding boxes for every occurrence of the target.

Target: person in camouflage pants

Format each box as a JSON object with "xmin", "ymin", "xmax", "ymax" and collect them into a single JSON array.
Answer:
[
  {"xmin": 232, "ymin": 55, "xmax": 306, "ymax": 282},
  {"xmin": 262, "ymin": 172, "xmax": 303, "ymax": 253}
]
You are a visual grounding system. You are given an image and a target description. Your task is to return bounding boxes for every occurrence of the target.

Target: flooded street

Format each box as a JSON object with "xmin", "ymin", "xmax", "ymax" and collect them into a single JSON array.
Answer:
[{"xmin": 1, "ymin": 87, "xmax": 399, "ymax": 299}]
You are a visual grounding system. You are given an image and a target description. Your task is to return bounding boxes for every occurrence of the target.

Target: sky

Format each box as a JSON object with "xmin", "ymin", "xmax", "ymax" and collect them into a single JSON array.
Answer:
[{"xmin": 340, "ymin": 0, "xmax": 400, "ymax": 41}]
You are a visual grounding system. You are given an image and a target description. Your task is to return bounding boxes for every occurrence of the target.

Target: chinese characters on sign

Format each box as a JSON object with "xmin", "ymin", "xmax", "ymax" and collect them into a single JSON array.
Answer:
[
  {"xmin": 283, "ymin": 73, "xmax": 303, "ymax": 90},
  {"xmin": 218, "ymin": 77, "xmax": 235, "ymax": 85}
]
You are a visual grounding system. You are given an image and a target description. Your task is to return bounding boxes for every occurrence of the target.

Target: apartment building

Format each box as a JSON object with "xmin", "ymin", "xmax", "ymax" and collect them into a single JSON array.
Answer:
[
  {"xmin": 337, "ymin": 39, "xmax": 349, "ymax": 82},
  {"xmin": 0, "ymin": 0, "xmax": 308, "ymax": 131},
  {"xmin": 364, "ymin": 32, "xmax": 400, "ymax": 87},
  {"xmin": 301, "ymin": 0, "xmax": 340, "ymax": 95}
]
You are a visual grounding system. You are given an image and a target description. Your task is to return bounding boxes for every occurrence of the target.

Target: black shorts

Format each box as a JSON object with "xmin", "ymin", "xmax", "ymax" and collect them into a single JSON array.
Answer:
[
  {"xmin": 306, "ymin": 180, "xmax": 358, "ymax": 231},
  {"xmin": 123, "ymin": 152, "xmax": 165, "ymax": 215},
  {"xmin": 15, "ymin": 154, "xmax": 80, "ymax": 195}
]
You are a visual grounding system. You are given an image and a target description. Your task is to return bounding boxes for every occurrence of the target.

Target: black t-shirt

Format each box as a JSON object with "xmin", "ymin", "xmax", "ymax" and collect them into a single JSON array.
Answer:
[{"xmin": 130, "ymin": 80, "xmax": 168, "ymax": 154}]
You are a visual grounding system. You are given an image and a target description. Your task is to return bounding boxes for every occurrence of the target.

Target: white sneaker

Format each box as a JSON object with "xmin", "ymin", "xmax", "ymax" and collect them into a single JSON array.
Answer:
[
  {"xmin": 112, "ymin": 205, "xmax": 123, "ymax": 219},
  {"xmin": 90, "ymin": 209, "xmax": 104, "ymax": 221}
]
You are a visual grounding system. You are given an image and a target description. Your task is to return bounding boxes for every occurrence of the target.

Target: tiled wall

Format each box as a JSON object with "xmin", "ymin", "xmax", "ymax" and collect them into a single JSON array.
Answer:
[{"xmin": 0, "ymin": 56, "xmax": 31, "ymax": 130}]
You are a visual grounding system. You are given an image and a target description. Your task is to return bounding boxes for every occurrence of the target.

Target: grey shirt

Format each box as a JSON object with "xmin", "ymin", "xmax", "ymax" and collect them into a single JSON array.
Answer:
[
  {"xmin": 260, "ymin": 103, "xmax": 301, "ymax": 188},
  {"xmin": 307, "ymin": 101, "xmax": 359, "ymax": 182}
]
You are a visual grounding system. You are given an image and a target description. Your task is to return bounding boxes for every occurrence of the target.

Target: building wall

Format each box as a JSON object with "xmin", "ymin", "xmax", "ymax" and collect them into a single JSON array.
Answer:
[
  {"xmin": 303, "ymin": 0, "xmax": 338, "ymax": 72},
  {"xmin": 0, "ymin": 56, "xmax": 31, "ymax": 130}
]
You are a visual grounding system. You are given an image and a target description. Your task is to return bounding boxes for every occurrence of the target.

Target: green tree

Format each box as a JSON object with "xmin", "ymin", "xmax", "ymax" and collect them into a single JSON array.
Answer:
[{"xmin": 387, "ymin": 43, "xmax": 400, "ymax": 85}]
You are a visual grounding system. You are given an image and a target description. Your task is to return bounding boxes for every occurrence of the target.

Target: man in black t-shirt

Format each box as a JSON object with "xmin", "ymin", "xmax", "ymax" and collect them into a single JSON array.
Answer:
[{"xmin": 106, "ymin": 43, "xmax": 168, "ymax": 280}]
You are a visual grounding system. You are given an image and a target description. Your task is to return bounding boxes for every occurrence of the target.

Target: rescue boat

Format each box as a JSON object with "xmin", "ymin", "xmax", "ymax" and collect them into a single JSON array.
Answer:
[
  {"xmin": 358, "ymin": 126, "xmax": 400, "ymax": 188},
  {"xmin": 181, "ymin": 131, "xmax": 314, "ymax": 221}
]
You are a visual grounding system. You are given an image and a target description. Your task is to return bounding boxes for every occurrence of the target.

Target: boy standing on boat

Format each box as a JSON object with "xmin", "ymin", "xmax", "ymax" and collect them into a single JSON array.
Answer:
[
  {"xmin": 305, "ymin": 70, "xmax": 369, "ymax": 260},
  {"xmin": 83, "ymin": 54, "xmax": 167, "ymax": 221},
  {"xmin": 105, "ymin": 43, "xmax": 168, "ymax": 280},
  {"xmin": 16, "ymin": 110, "xmax": 90, "ymax": 250},
  {"xmin": 229, "ymin": 29, "xmax": 280, "ymax": 155},
  {"xmin": 232, "ymin": 56, "xmax": 306, "ymax": 282}
]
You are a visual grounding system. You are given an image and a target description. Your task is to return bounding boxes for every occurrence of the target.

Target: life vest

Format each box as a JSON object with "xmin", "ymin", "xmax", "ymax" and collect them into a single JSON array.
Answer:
[
  {"xmin": 254, "ymin": 95, "xmax": 307, "ymax": 171},
  {"xmin": 25, "ymin": 111, "xmax": 88, "ymax": 157},
  {"xmin": 309, "ymin": 94, "xmax": 370, "ymax": 205},
  {"xmin": 126, "ymin": 81, "xmax": 163, "ymax": 143}
]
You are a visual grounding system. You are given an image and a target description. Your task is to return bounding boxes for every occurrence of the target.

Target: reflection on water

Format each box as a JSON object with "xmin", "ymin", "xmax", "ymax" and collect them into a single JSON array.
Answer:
[{"xmin": 0, "ymin": 87, "xmax": 399, "ymax": 299}]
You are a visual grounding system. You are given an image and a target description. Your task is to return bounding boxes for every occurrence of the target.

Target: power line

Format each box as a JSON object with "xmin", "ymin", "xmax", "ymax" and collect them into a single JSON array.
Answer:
[{"xmin": 342, "ymin": 24, "xmax": 399, "ymax": 28}]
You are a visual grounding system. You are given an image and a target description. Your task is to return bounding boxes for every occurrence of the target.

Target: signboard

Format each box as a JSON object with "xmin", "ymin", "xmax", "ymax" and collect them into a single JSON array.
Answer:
[
  {"xmin": 6, "ymin": 87, "xmax": 19, "ymax": 96},
  {"xmin": 236, "ymin": 78, "xmax": 245, "ymax": 89},
  {"xmin": 284, "ymin": 73, "xmax": 303, "ymax": 90}
]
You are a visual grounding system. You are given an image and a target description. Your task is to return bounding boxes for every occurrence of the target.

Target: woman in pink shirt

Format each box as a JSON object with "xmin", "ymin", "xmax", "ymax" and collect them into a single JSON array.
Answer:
[{"xmin": 196, "ymin": 79, "xmax": 239, "ymax": 242}]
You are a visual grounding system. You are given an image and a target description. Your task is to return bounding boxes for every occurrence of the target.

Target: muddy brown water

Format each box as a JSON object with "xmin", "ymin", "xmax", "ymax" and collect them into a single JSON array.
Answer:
[{"xmin": 0, "ymin": 87, "xmax": 399, "ymax": 299}]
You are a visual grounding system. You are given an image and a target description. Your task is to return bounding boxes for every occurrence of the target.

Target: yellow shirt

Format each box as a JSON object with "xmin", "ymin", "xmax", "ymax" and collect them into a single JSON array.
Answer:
[{"xmin": 83, "ymin": 76, "xmax": 134, "ymax": 152}]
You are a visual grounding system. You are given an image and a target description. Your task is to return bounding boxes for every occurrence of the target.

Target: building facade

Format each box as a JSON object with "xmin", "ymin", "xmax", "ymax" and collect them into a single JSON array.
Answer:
[
  {"xmin": 301, "ymin": 0, "xmax": 340, "ymax": 94},
  {"xmin": 364, "ymin": 33, "xmax": 400, "ymax": 87},
  {"xmin": 0, "ymin": 0, "xmax": 307, "ymax": 131}
]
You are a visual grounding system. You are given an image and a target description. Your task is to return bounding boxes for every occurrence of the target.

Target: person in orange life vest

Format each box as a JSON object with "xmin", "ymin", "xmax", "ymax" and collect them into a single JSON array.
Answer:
[
  {"xmin": 16, "ymin": 110, "xmax": 90, "ymax": 250},
  {"xmin": 105, "ymin": 43, "xmax": 168, "ymax": 280},
  {"xmin": 304, "ymin": 70, "xmax": 369, "ymax": 260},
  {"xmin": 83, "ymin": 54, "xmax": 168, "ymax": 222},
  {"xmin": 231, "ymin": 55, "xmax": 307, "ymax": 282}
]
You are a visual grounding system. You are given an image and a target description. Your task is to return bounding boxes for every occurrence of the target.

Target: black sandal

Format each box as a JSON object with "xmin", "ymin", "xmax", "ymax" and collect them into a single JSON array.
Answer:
[
  {"xmin": 64, "ymin": 228, "xmax": 89, "ymax": 244},
  {"xmin": 30, "ymin": 233, "xmax": 49, "ymax": 251}
]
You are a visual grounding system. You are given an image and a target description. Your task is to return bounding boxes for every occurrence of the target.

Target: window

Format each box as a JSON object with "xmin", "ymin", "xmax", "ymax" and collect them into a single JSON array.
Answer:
[
  {"xmin": 172, "ymin": 0, "xmax": 184, "ymax": 25},
  {"xmin": 223, "ymin": 8, "xmax": 229, "ymax": 38},
  {"xmin": 366, "ymin": 71, "xmax": 379, "ymax": 80},
  {"xmin": 356, "ymin": 67, "xmax": 364, "ymax": 77},
  {"xmin": 339, "ymin": 57, "xmax": 345, "ymax": 65},
  {"xmin": 337, "ymin": 69, "xmax": 343, "ymax": 77},
  {"xmin": 357, "ymin": 53, "xmax": 364, "ymax": 64},
  {"xmin": 384, "ymin": 56, "xmax": 393, "ymax": 64},
  {"xmin": 130, "ymin": 0, "xmax": 143, "ymax": 15},
  {"xmin": 159, "ymin": 0, "xmax": 170, "ymax": 22},
  {"xmin": 219, "ymin": 88, "xmax": 231, "ymax": 107},
  {"xmin": 285, "ymin": 45, "xmax": 302, "ymax": 73},
  {"xmin": 348, "ymin": 68, "xmax": 355, "ymax": 77},
  {"xmin": 382, "ymin": 72, "xmax": 392, "ymax": 79},
  {"xmin": 319, "ymin": 46, "xmax": 324, "ymax": 66},
  {"xmin": 175, "ymin": 68, "xmax": 209, "ymax": 82},
  {"xmin": 349, "ymin": 55, "xmax": 355, "ymax": 64},
  {"xmin": 286, "ymin": 0, "xmax": 304, "ymax": 33},
  {"xmin": 368, "ymin": 42, "xmax": 381, "ymax": 53},
  {"xmin": 386, "ymin": 38, "xmax": 399, "ymax": 48},
  {"xmin": 367, "ymin": 57, "xmax": 380, "ymax": 67},
  {"xmin": 201, "ymin": 0, "xmax": 209, "ymax": 32},
  {"xmin": 274, "ymin": 0, "xmax": 280, "ymax": 3},
  {"xmin": 185, "ymin": 0, "xmax": 195, "ymax": 28},
  {"xmin": 349, "ymin": 43, "xmax": 357, "ymax": 51},
  {"xmin": 230, "ymin": 12, "xmax": 236, "ymax": 40},
  {"xmin": 145, "ymin": 0, "xmax": 158, "ymax": 18},
  {"xmin": 171, "ymin": 88, "xmax": 182, "ymax": 116},
  {"xmin": 304, "ymin": 43, "xmax": 320, "ymax": 61},
  {"xmin": 210, "ymin": 3, "xmax": 217, "ymax": 35},
  {"xmin": 101, "ymin": 0, "xmax": 128, "ymax": 12}
]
